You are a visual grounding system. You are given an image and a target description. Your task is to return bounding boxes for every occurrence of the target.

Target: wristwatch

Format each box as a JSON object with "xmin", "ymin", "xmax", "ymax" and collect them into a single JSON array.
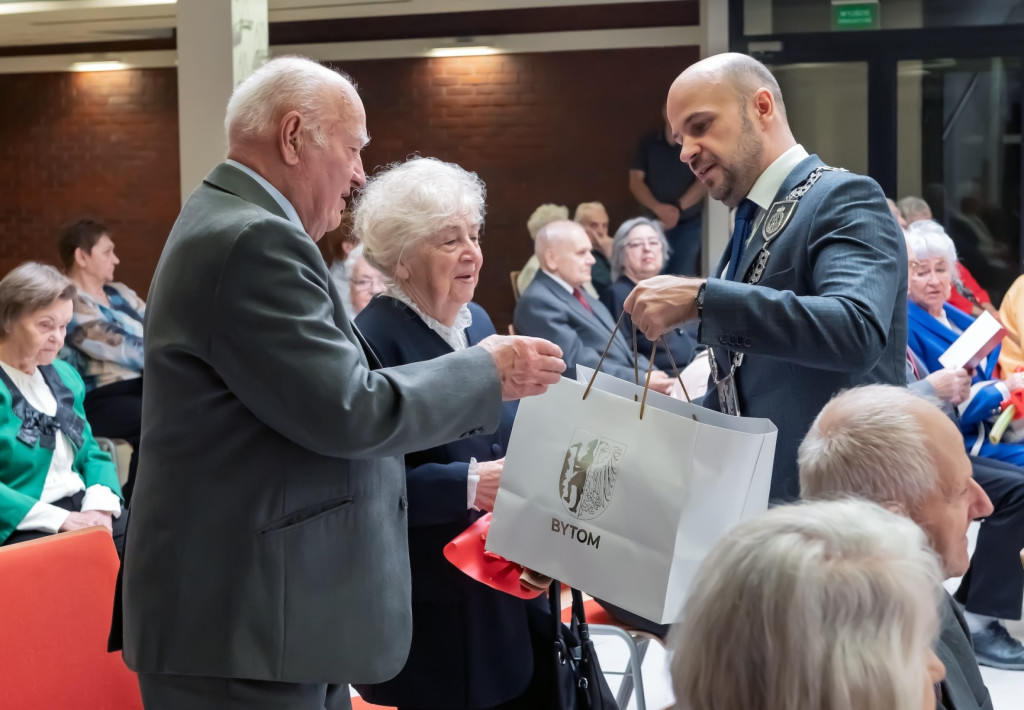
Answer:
[{"xmin": 695, "ymin": 280, "xmax": 707, "ymax": 319}]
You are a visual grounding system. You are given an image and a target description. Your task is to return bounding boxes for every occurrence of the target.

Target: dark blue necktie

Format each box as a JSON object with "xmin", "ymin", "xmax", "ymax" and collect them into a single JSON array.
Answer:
[{"xmin": 724, "ymin": 199, "xmax": 759, "ymax": 281}]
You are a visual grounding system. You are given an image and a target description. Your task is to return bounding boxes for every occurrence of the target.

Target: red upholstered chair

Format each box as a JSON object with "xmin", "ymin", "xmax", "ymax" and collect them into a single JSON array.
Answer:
[{"xmin": 0, "ymin": 527, "xmax": 143, "ymax": 710}]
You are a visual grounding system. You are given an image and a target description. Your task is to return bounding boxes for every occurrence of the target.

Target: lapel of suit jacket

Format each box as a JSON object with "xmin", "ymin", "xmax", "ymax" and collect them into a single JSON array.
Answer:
[
  {"xmin": 205, "ymin": 162, "xmax": 292, "ymax": 222},
  {"xmin": 733, "ymin": 154, "xmax": 825, "ymax": 282},
  {"xmin": 537, "ymin": 272, "xmax": 628, "ymax": 355}
]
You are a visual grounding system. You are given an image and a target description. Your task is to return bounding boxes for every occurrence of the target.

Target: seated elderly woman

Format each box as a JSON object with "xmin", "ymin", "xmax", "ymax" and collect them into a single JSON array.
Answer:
[
  {"xmin": 905, "ymin": 220, "xmax": 1024, "ymax": 465},
  {"xmin": 57, "ymin": 219, "xmax": 144, "ymax": 496},
  {"xmin": 344, "ymin": 243, "xmax": 386, "ymax": 316},
  {"xmin": 0, "ymin": 262, "xmax": 124, "ymax": 550},
  {"xmin": 352, "ymin": 157, "xmax": 549, "ymax": 710},
  {"xmin": 603, "ymin": 217, "xmax": 698, "ymax": 371},
  {"xmin": 671, "ymin": 498, "xmax": 946, "ymax": 710}
]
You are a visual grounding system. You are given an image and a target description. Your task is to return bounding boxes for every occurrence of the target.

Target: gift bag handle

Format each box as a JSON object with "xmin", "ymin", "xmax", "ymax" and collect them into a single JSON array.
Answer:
[{"xmin": 582, "ymin": 311, "xmax": 691, "ymax": 419}]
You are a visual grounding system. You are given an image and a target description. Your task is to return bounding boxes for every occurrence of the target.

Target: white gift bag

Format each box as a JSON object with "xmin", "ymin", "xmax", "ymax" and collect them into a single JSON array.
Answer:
[{"xmin": 486, "ymin": 367, "xmax": 776, "ymax": 624}]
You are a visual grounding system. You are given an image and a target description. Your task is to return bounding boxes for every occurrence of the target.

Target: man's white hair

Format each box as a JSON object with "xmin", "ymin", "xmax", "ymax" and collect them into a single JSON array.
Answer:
[
  {"xmin": 225, "ymin": 56, "xmax": 354, "ymax": 148},
  {"xmin": 534, "ymin": 219, "xmax": 585, "ymax": 259},
  {"xmin": 670, "ymin": 498, "xmax": 943, "ymax": 710},
  {"xmin": 904, "ymin": 219, "xmax": 958, "ymax": 273},
  {"xmin": 798, "ymin": 384, "xmax": 939, "ymax": 513},
  {"xmin": 353, "ymin": 156, "xmax": 485, "ymax": 278}
]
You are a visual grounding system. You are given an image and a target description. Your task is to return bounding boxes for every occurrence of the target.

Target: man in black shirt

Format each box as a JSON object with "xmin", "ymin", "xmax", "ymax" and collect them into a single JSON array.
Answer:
[{"xmin": 629, "ymin": 105, "xmax": 707, "ymax": 275}]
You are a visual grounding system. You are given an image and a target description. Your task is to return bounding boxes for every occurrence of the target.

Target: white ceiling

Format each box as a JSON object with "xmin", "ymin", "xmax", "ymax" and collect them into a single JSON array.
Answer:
[{"xmin": 0, "ymin": 0, "xmax": 674, "ymax": 48}]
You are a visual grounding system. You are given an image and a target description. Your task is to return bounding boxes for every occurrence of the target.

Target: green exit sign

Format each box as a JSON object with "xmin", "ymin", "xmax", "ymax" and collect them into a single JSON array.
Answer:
[{"xmin": 832, "ymin": 2, "xmax": 879, "ymax": 30}]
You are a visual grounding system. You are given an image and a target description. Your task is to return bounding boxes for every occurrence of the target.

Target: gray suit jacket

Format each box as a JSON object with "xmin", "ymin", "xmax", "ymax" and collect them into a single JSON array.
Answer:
[
  {"xmin": 937, "ymin": 591, "xmax": 994, "ymax": 710},
  {"xmin": 514, "ymin": 270, "xmax": 651, "ymax": 381},
  {"xmin": 121, "ymin": 163, "xmax": 502, "ymax": 684},
  {"xmin": 702, "ymin": 154, "xmax": 908, "ymax": 501}
]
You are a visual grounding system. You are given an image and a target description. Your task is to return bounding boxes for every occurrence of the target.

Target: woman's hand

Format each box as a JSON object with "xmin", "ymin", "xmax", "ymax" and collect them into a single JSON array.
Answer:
[
  {"xmin": 474, "ymin": 458, "xmax": 504, "ymax": 512},
  {"xmin": 59, "ymin": 510, "xmax": 113, "ymax": 534},
  {"xmin": 925, "ymin": 368, "xmax": 972, "ymax": 405}
]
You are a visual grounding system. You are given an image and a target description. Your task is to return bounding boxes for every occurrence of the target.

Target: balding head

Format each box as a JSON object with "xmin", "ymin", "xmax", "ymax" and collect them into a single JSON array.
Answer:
[
  {"xmin": 536, "ymin": 220, "xmax": 595, "ymax": 289},
  {"xmin": 799, "ymin": 384, "xmax": 991, "ymax": 578},
  {"xmin": 666, "ymin": 53, "xmax": 795, "ymax": 208},
  {"xmin": 223, "ymin": 56, "xmax": 368, "ymax": 241}
]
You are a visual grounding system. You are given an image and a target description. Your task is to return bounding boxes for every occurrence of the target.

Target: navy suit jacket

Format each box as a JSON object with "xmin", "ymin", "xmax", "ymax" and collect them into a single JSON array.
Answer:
[
  {"xmin": 353, "ymin": 296, "xmax": 535, "ymax": 709},
  {"xmin": 514, "ymin": 270, "xmax": 652, "ymax": 381},
  {"xmin": 603, "ymin": 275, "xmax": 699, "ymax": 371},
  {"xmin": 702, "ymin": 154, "xmax": 908, "ymax": 502}
]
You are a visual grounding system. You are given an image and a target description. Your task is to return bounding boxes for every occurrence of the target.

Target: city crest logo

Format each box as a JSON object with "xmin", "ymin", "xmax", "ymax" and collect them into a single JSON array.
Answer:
[{"xmin": 558, "ymin": 429, "xmax": 625, "ymax": 521}]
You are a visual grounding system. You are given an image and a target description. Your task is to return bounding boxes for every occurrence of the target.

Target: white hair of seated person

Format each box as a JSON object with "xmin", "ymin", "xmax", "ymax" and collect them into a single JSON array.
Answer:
[
  {"xmin": 899, "ymin": 195, "xmax": 933, "ymax": 225},
  {"xmin": 224, "ymin": 56, "xmax": 353, "ymax": 147},
  {"xmin": 353, "ymin": 156, "xmax": 485, "ymax": 277},
  {"xmin": 798, "ymin": 384, "xmax": 938, "ymax": 513},
  {"xmin": 670, "ymin": 498, "xmax": 943, "ymax": 710},
  {"xmin": 527, "ymin": 204, "xmax": 569, "ymax": 241},
  {"xmin": 343, "ymin": 242, "xmax": 367, "ymax": 281},
  {"xmin": 608, "ymin": 216, "xmax": 670, "ymax": 281},
  {"xmin": 533, "ymin": 219, "xmax": 587, "ymax": 260},
  {"xmin": 904, "ymin": 219, "xmax": 958, "ymax": 274}
]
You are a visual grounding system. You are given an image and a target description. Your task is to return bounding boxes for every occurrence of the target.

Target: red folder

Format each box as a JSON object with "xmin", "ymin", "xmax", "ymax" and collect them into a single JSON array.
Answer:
[{"xmin": 443, "ymin": 513, "xmax": 546, "ymax": 599}]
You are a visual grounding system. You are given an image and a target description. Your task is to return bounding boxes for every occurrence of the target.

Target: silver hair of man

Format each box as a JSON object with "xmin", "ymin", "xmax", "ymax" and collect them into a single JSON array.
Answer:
[
  {"xmin": 0, "ymin": 262, "xmax": 76, "ymax": 338},
  {"xmin": 224, "ymin": 56, "xmax": 356, "ymax": 148},
  {"xmin": 904, "ymin": 219, "xmax": 958, "ymax": 273},
  {"xmin": 609, "ymin": 216, "xmax": 670, "ymax": 281},
  {"xmin": 533, "ymin": 219, "xmax": 586, "ymax": 259},
  {"xmin": 799, "ymin": 384, "xmax": 940, "ymax": 513},
  {"xmin": 527, "ymin": 204, "xmax": 569, "ymax": 241},
  {"xmin": 898, "ymin": 195, "xmax": 933, "ymax": 223},
  {"xmin": 353, "ymin": 156, "xmax": 486, "ymax": 278},
  {"xmin": 670, "ymin": 498, "xmax": 943, "ymax": 710}
]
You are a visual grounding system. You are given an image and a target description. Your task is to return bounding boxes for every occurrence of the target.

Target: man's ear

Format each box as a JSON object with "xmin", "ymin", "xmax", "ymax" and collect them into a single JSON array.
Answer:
[
  {"xmin": 73, "ymin": 247, "xmax": 89, "ymax": 268},
  {"xmin": 753, "ymin": 87, "xmax": 775, "ymax": 125},
  {"xmin": 279, "ymin": 111, "xmax": 303, "ymax": 166}
]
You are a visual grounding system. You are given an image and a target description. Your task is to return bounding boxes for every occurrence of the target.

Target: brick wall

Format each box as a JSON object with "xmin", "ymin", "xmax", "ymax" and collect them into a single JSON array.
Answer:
[
  {"xmin": 0, "ymin": 68, "xmax": 179, "ymax": 295},
  {"xmin": 0, "ymin": 46, "xmax": 698, "ymax": 326}
]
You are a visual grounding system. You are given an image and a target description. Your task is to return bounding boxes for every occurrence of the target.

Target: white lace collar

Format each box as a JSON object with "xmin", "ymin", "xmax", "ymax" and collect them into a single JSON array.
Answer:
[{"xmin": 387, "ymin": 284, "xmax": 473, "ymax": 351}]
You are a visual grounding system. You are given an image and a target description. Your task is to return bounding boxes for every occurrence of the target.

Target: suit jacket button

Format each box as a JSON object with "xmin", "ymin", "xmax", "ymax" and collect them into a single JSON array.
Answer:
[
  {"xmin": 399, "ymin": 496, "xmax": 408, "ymax": 510},
  {"xmin": 719, "ymin": 335, "xmax": 727, "ymax": 345},
  {"xmin": 743, "ymin": 338, "xmax": 752, "ymax": 348}
]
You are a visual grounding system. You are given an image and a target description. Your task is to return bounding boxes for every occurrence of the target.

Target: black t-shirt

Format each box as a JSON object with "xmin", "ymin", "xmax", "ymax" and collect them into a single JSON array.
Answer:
[{"xmin": 630, "ymin": 129, "xmax": 702, "ymax": 219}]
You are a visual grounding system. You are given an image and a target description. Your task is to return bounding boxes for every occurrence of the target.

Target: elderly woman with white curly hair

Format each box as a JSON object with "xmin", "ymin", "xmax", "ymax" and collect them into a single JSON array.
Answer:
[
  {"xmin": 905, "ymin": 219, "xmax": 1024, "ymax": 466},
  {"xmin": 352, "ymin": 156, "xmax": 550, "ymax": 710},
  {"xmin": 671, "ymin": 498, "xmax": 947, "ymax": 710}
]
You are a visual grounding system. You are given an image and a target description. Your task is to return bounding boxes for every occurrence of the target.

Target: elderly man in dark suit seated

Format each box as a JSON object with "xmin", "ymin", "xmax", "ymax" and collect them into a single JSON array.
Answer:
[
  {"xmin": 514, "ymin": 220, "xmax": 674, "ymax": 393},
  {"xmin": 800, "ymin": 385, "xmax": 997, "ymax": 710}
]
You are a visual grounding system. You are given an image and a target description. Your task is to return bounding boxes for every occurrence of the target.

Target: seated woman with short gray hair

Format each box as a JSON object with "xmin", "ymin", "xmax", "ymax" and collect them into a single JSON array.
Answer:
[
  {"xmin": 0, "ymin": 262, "xmax": 124, "ymax": 550},
  {"xmin": 670, "ymin": 498, "xmax": 946, "ymax": 710},
  {"xmin": 604, "ymin": 216, "xmax": 698, "ymax": 371}
]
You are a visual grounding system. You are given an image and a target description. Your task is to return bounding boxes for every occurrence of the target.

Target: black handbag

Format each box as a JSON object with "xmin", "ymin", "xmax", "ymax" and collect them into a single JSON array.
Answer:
[{"xmin": 547, "ymin": 581, "xmax": 619, "ymax": 710}]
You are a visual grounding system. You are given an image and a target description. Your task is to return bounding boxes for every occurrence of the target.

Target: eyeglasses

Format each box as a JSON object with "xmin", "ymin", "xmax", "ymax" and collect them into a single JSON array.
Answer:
[
  {"xmin": 352, "ymin": 277, "xmax": 386, "ymax": 291},
  {"xmin": 624, "ymin": 239, "xmax": 662, "ymax": 251}
]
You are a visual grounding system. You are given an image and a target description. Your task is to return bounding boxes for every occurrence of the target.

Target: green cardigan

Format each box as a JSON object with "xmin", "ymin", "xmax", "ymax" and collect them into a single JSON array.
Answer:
[{"xmin": 0, "ymin": 358, "xmax": 122, "ymax": 543}]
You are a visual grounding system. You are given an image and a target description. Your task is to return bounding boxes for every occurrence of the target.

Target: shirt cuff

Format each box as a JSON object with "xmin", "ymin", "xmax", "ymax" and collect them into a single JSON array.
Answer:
[
  {"xmin": 18, "ymin": 501, "xmax": 70, "ymax": 534},
  {"xmin": 81, "ymin": 485, "xmax": 122, "ymax": 518},
  {"xmin": 467, "ymin": 457, "xmax": 480, "ymax": 511}
]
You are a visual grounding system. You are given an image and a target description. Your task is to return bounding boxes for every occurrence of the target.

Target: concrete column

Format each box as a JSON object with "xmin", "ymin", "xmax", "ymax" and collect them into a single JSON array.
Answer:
[
  {"xmin": 176, "ymin": 0, "xmax": 268, "ymax": 203},
  {"xmin": 701, "ymin": 0, "xmax": 731, "ymax": 275}
]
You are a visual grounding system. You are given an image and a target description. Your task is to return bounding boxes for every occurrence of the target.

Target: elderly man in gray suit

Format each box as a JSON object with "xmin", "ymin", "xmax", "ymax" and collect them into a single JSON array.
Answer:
[
  {"xmin": 626, "ymin": 53, "xmax": 907, "ymax": 502},
  {"xmin": 117, "ymin": 57, "xmax": 565, "ymax": 710},
  {"xmin": 799, "ymin": 385, "xmax": 996, "ymax": 710},
  {"xmin": 514, "ymin": 220, "xmax": 675, "ymax": 393}
]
